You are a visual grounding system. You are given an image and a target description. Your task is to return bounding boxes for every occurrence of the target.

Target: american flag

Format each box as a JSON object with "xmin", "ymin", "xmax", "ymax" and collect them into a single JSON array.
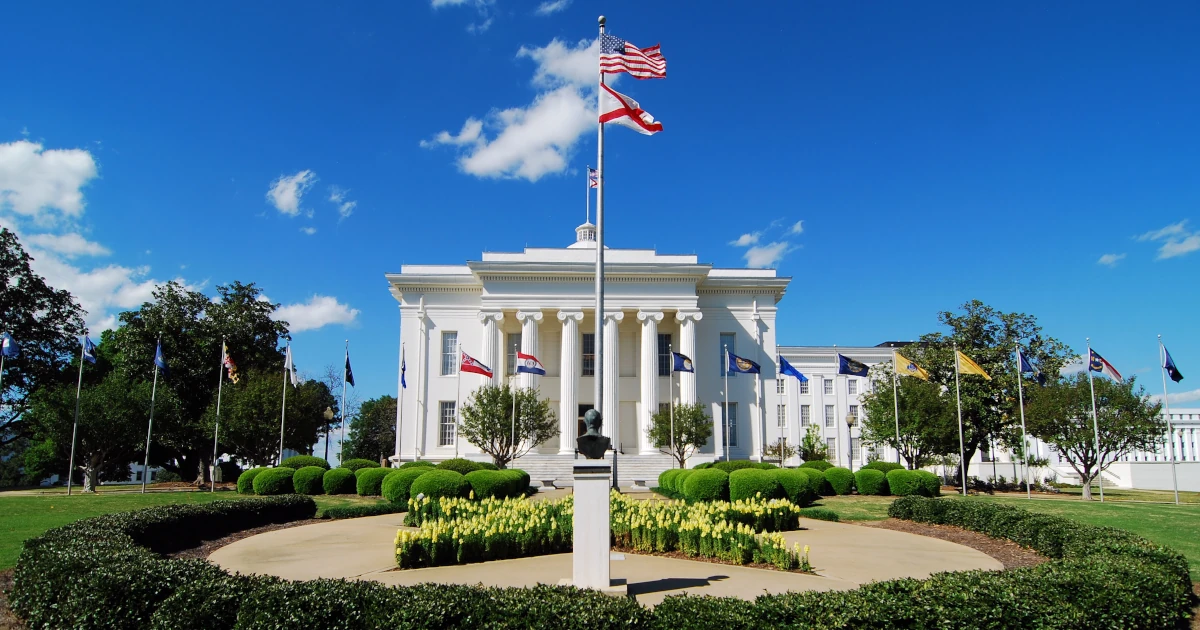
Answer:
[
  {"xmin": 587, "ymin": 167, "xmax": 598, "ymax": 189},
  {"xmin": 600, "ymin": 33, "xmax": 665, "ymax": 79}
]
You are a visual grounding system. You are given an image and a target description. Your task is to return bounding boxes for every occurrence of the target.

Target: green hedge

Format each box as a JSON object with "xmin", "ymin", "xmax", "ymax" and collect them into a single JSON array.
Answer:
[
  {"xmin": 682, "ymin": 468, "xmax": 728, "ymax": 502},
  {"xmin": 914, "ymin": 470, "xmax": 942, "ymax": 497},
  {"xmin": 728, "ymin": 468, "xmax": 781, "ymax": 501},
  {"xmin": 410, "ymin": 469, "xmax": 471, "ymax": 500},
  {"xmin": 499, "ymin": 469, "xmax": 531, "ymax": 497},
  {"xmin": 383, "ymin": 468, "xmax": 431, "ymax": 504},
  {"xmin": 887, "ymin": 469, "xmax": 921, "ymax": 496},
  {"xmin": 322, "ymin": 502, "xmax": 408, "ymax": 520},
  {"xmin": 692, "ymin": 462, "xmax": 712, "ymax": 470},
  {"xmin": 339, "ymin": 458, "xmax": 379, "ymax": 472},
  {"xmin": 854, "ymin": 468, "xmax": 889, "ymax": 496},
  {"xmin": 280, "ymin": 454, "xmax": 330, "ymax": 470},
  {"xmin": 862, "ymin": 461, "xmax": 903, "ymax": 474},
  {"xmin": 465, "ymin": 470, "xmax": 512, "ymax": 499},
  {"xmin": 292, "ymin": 466, "xmax": 327, "ymax": 495},
  {"xmin": 797, "ymin": 467, "xmax": 833, "ymax": 495},
  {"xmin": 356, "ymin": 467, "xmax": 393, "ymax": 496},
  {"xmin": 399, "ymin": 460, "xmax": 436, "ymax": 469},
  {"xmin": 322, "ymin": 467, "xmax": 357, "ymax": 495},
  {"xmin": 252, "ymin": 467, "xmax": 296, "ymax": 495},
  {"xmin": 756, "ymin": 462, "xmax": 779, "ymax": 470},
  {"xmin": 774, "ymin": 469, "xmax": 816, "ymax": 506},
  {"xmin": 823, "ymin": 467, "xmax": 855, "ymax": 495},
  {"xmin": 477, "ymin": 461, "xmax": 500, "ymax": 471},
  {"xmin": 711, "ymin": 459, "xmax": 757, "ymax": 474},
  {"xmin": 658, "ymin": 469, "xmax": 681, "ymax": 492},
  {"xmin": 799, "ymin": 459, "xmax": 832, "ymax": 471},
  {"xmin": 436, "ymin": 458, "xmax": 484, "ymax": 475},
  {"xmin": 236, "ymin": 467, "xmax": 267, "ymax": 494}
]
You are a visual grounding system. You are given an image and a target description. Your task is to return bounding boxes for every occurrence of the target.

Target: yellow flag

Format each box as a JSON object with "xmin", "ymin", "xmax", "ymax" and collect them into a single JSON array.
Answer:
[
  {"xmin": 955, "ymin": 350, "xmax": 992, "ymax": 380},
  {"xmin": 894, "ymin": 352, "xmax": 930, "ymax": 380}
]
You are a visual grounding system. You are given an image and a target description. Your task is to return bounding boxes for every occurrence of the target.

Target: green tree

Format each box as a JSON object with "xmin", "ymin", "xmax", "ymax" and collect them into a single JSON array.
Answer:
[
  {"xmin": 798, "ymin": 425, "xmax": 828, "ymax": 462},
  {"xmin": 0, "ymin": 228, "xmax": 86, "ymax": 443},
  {"xmin": 861, "ymin": 366, "xmax": 958, "ymax": 469},
  {"xmin": 459, "ymin": 384, "xmax": 557, "ymax": 469},
  {"xmin": 647, "ymin": 402, "xmax": 712, "ymax": 468},
  {"xmin": 343, "ymin": 395, "xmax": 397, "ymax": 462},
  {"xmin": 1025, "ymin": 373, "xmax": 1164, "ymax": 500},
  {"xmin": 202, "ymin": 368, "xmax": 334, "ymax": 467}
]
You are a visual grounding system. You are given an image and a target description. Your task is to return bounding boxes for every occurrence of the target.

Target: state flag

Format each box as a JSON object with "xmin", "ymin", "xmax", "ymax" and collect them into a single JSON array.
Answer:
[
  {"xmin": 460, "ymin": 351, "xmax": 494, "ymax": 378},
  {"xmin": 154, "ymin": 341, "xmax": 170, "ymax": 378},
  {"xmin": 345, "ymin": 354, "xmax": 356, "ymax": 387},
  {"xmin": 778, "ymin": 356, "xmax": 807, "ymax": 382},
  {"xmin": 82, "ymin": 336, "xmax": 97, "ymax": 364},
  {"xmin": 284, "ymin": 345, "xmax": 298, "ymax": 386},
  {"xmin": 894, "ymin": 352, "xmax": 929, "ymax": 380},
  {"xmin": 1162, "ymin": 345, "xmax": 1183, "ymax": 383},
  {"xmin": 837, "ymin": 353, "xmax": 869, "ymax": 377},
  {"xmin": 588, "ymin": 167, "xmax": 598, "ymax": 189},
  {"xmin": 727, "ymin": 352, "xmax": 760, "ymax": 374},
  {"xmin": 1, "ymin": 333, "xmax": 19, "ymax": 358},
  {"xmin": 516, "ymin": 352, "xmax": 546, "ymax": 376},
  {"xmin": 955, "ymin": 350, "xmax": 991, "ymax": 381},
  {"xmin": 1017, "ymin": 347, "xmax": 1046, "ymax": 386},
  {"xmin": 401, "ymin": 351, "xmax": 407, "ymax": 389},
  {"xmin": 599, "ymin": 83, "xmax": 663, "ymax": 135},
  {"xmin": 222, "ymin": 342, "xmax": 239, "ymax": 384},
  {"xmin": 1088, "ymin": 349, "xmax": 1122, "ymax": 383},
  {"xmin": 672, "ymin": 352, "xmax": 694, "ymax": 373}
]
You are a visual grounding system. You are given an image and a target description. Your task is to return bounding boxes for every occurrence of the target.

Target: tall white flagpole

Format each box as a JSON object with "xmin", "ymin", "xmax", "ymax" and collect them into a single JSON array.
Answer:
[
  {"xmin": 1015, "ymin": 346, "xmax": 1031, "ymax": 500},
  {"xmin": 953, "ymin": 346, "xmax": 967, "ymax": 496},
  {"xmin": 892, "ymin": 351, "xmax": 902, "ymax": 466},
  {"xmin": 341, "ymin": 340, "xmax": 349, "ymax": 463},
  {"xmin": 755, "ymin": 370, "xmax": 763, "ymax": 462},
  {"xmin": 142, "ymin": 334, "xmax": 162, "ymax": 494},
  {"xmin": 723, "ymin": 345, "xmax": 730, "ymax": 462},
  {"xmin": 669, "ymin": 343, "xmax": 675, "ymax": 468},
  {"xmin": 395, "ymin": 338, "xmax": 404, "ymax": 462},
  {"xmin": 594, "ymin": 15, "xmax": 607, "ymax": 431},
  {"xmin": 455, "ymin": 342, "xmax": 462, "ymax": 459},
  {"xmin": 211, "ymin": 338, "xmax": 226, "ymax": 492},
  {"xmin": 279, "ymin": 342, "xmax": 290, "ymax": 467},
  {"xmin": 1086, "ymin": 338, "xmax": 1104, "ymax": 502},
  {"xmin": 66, "ymin": 338, "xmax": 85, "ymax": 496},
  {"xmin": 1158, "ymin": 335, "xmax": 1180, "ymax": 505}
]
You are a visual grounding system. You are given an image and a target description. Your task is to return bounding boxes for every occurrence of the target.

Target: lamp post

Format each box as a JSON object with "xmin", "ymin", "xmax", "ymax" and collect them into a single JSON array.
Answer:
[
  {"xmin": 323, "ymin": 407, "xmax": 334, "ymax": 462},
  {"xmin": 845, "ymin": 413, "xmax": 857, "ymax": 470}
]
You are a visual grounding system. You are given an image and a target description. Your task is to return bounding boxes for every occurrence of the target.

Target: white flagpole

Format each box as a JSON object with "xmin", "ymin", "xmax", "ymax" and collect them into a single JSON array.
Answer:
[
  {"xmin": 279, "ymin": 342, "xmax": 289, "ymax": 467},
  {"xmin": 594, "ymin": 15, "xmax": 607, "ymax": 431},
  {"xmin": 755, "ymin": 370, "xmax": 763, "ymax": 462},
  {"xmin": 669, "ymin": 343, "xmax": 675, "ymax": 468},
  {"xmin": 1158, "ymin": 335, "xmax": 1180, "ymax": 505},
  {"xmin": 892, "ymin": 351, "xmax": 902, "ymax": 466},
  {"xmin": 723, "ymin": 345, "xmax": 730, "ymax": 462},
  {"xmin": 1086, "ymin": 338, "xmax": 1104, "ymax": 502},
  {"xmin": 67, "ymin": 339, "xmax": 86, "ymax": 495},
  {"xmin": 953, "ymin": 346, "xmax": 967, "ymax": 496},
  {"xmin": 211, "ymin": 338, "xmax": 225, "ymax": 492},
  {"xmin": 142, "ymin": 334, "xmax": 162, "ymax": 494},
  {"xmin": 395, "ymin": 339, "xmax": 404, "ymax": 462},
  {"xmin": 455, "ymin": 342, "xmax": 462, "ymax": 459},
  {"xmin": 1015, "ymin": 346, "xmax": 1030, "ymax": 500},
  {"xmin": 341, "ymin": 340, "xmax": 349, "ymax": 463}
]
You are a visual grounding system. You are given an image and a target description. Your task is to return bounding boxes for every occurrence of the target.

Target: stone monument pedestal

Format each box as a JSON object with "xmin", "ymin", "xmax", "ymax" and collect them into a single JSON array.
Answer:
[{"xmin": 571, "ymin": 464, "xmax": 619, "ymax": 592}]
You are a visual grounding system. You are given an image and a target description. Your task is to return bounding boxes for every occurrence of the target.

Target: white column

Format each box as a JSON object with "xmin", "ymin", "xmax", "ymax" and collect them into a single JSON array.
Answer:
[
  {"xmin": 516, "ymin": 311, "xmax": 543, "ymax": 390},
  {"xmin": 478, "ymin": 311, "xmax": 504, "ymax": 386},
  {"xmin": 558, "ymin": 311, "xmax": 584, "ymax": 454},
  {"xmin": 414, "ymin": 306, "xmax": 428, "ymax": 458},
  {"xmin": 637, "ymin": 311, "xmax": 664, "ymax": 454},
  {"xmin": 675, "ymin": 311, "xmax": 702, "ymax": 404},
  {"xmin": 751, "ymin": 309, "xmax": 763, "ymax": 461},
  {"xmin": 602, "ymin": 312, "xmax": 623, "ymax": 445}
]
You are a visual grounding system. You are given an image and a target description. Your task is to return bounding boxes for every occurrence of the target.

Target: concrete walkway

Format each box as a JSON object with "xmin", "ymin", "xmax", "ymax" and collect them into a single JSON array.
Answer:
[{"xmin": 208, "ymin": 514, "xmax": 1000, "ymax": 605}]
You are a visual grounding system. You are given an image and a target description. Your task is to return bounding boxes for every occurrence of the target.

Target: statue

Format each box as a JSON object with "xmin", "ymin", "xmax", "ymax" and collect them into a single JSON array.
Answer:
[{"xmin": 576, "ymin": 409, "xmax": 611, "ymax": 459}]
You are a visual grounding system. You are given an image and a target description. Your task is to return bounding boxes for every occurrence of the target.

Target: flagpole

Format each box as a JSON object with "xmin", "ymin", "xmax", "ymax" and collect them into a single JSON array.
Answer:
[
  {"xmin": 67, "ymin": 339, "xmax": 86, "ymax": 495},
  {"xmin": 594, "ymin": 15, "xmax": 607, "ymax": 433},
  {"xmin": 669, "ymin": 343, "xmax": 675, "ymax": 468},
  {"xmin": 455, "ymin": 342, "xmax": 462, "ymax": 459},
  {"xmin": 1158, "ymin": 335, "xmax": 1179, "ymax": 505},
  {"xmin": 279, "ymin": 342, "xmax": 289, "ymax": 467},
  {"xmin": 891, "ymin": 352, "xmax": 901, "ymax": 466},
  {"xmin": 142, "ymin": 334, "xmax": 161, "ymax": 494},
  {"xmin": 396, "ymin": 339, "xmax": 405, "ymax": 462},
  {"xmin": 1086, "ymin": 338, "xmax": 1104, "ymax": 502},
  {"xmin": 510, "ymin": 374, "xmax": 518, "ymax": 465},
  {"xmin": 723, "ymin": 344, "xmax": 730, "ymax": 462},
  {"xmin": 953, "ymin": 345, "xmax": 966, "ymax": 496},
  {"xmin": 211, "ymin": 338, "xmax": 225, "ymax": 492},
  {"xmin": 341, "ymin": 340, "xmax": 349, "ymax": 463},
  {"xmin": 1015, "ymin": 346, "xmax": 1030, "ymax": 500},
  {"xmin": 755, "ymin": 370, "xmax": 763, "ymax": 462}
]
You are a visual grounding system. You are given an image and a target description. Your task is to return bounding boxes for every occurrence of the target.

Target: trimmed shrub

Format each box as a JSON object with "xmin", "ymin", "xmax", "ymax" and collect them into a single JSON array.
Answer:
[
  {"xmin": 465, "ymin": 470, "xmax": 511, "ymax": 499},
  {"xmin": 280, "ymin": 454, "xmax": 330, "ymax": 470},
  {"xmin": 854, "ymin": 469, "xmax": 889, "ymax": 496},
  {"xmin": 237, "ymin": 467, "xmax": 267, "ymax": 494},
  {"xmin": 399, "ymin": 460, "xmax": 436, "ymax": 469},
  {"xmin": 476, "ymin": 461, "xmax": 500, "ymax": 471},
  {"xmin": 887, "ymin": 469, "xmax": 921, "ymax": 496},
  {"xmin": 712, "ymin": 459, "xmax": 757, "ymax": 474},
  {"xmin": 356, "ymin": 467, "xmax": 392, "ymax": 496},
  {"xmin": 775, "ymin": 469, "xmax": 816, "ymax": 506},
  {"xmin": 681, "ymin": 468, "xmax": 729, "ymax": 502},
  {"xmin": 755, "ymin": 462, "xmax": 779, "ymax": 470},
  {"xmin": 728, "ymin": 468, "xmax": 781, "ymax": 501},
  {"xmin": 914, "ymin": 470, "xmax": 942, "ymax": 497},
  {"xmin": 436, "ymin": 457, "xmax": 484, "ymax": 475},
  {"xmin": 673, "ymin": 469, "xmax": 695, "ymax": 494},
  {"xmin": 692, "ymin": 462, "xmax": 713, "ymax": 470},
  {"xmin": 499, "ymin": 469, "xmax": 531, "ymax": 496},
  {"xmin": 409, "ymin": 469, "xmax": 471, "ymax": 500},
  {"xmin": 252, "ymin": 467, "xmax": 296, "ymax": 495},
  {"xmin": 823, "ymin": 467, "xmax": 855, "ymax": 495},
  {"xmin": 292, "ymin": 466, "xmax": 327, "ymax": 495},
  {"xmin": 657, "ymin": 469, "xmax": 680, "ymax": 492},
  {"xmin": 798, "ymin": 467, "xmax": 833, "ymax": 495},
  {"xmin": 799, "ymin": 459, "xmax": 832, "ymax": 471},
  {"xmin": 863, "ymin": 461, "xmax": 904, "ymax": 474},
  {"xmin": 322, "ymin": 502, "xmax": 408, "ymax": 520},
  {"xmin": 322, "ymin": 467, "xmax": 357, "ymax": 495},
  {"xmin": 799, "ymin": 507, "xmax": 840, "ymax": 522},
  {"xmin": 339, "ymin": 458, "xmax": 379, "ymax": 472},
  {"xmin": 382, "ymin": 468, "xmax": 431, "ymax": 504}
]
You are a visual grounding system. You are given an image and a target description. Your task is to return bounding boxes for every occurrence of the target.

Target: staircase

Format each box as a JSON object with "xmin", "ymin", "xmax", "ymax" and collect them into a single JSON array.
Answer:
[{"xmin": 511, "ymin": 452, "xmax": 676, "ymax": 491}]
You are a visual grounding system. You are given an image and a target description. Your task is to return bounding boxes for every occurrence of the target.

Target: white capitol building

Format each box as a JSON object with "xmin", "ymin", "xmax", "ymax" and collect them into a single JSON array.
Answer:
[{"xmin": 387, "ymin": 223, "xmax": 1200, "ymax": 490}]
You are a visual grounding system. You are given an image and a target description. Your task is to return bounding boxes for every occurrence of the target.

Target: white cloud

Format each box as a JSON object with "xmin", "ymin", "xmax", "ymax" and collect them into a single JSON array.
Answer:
[
  {"xmin": 1137, "ymin": 221, "xmax": 1188, "ymax": 242},
  {"xmin": 1150, "ymin": 388, "xmax": 1200, "ymax": 405},
  {"xmin": 20, "ymin": 127, "xmax": 29, "ymax": 137},
  {"xmin": 744, "ymin": 242, "xmax": 791, "ymax": 268},
  {"xmin": 272, "ymin": 295, "xmax": 360, "ymax": 333},
  {"xmin": 328, "ymin": 186, "xmax": 356, "ymax": 219},
  {"xmin": 517, "ymin": 38, "xmax": 600, "ymax": 88},
  {"xmin": 431, "ymin": 0, "xmax": 469, "ymax": 6},
  {"xmin": 421, "ymin": 119, "xmax": 484, "ymax": 148},
  {"xmin": 730, "ymin": 232, "xmax": 760, "ymax": 247},
  {"xmin": 300, "ymin": 227, "xmax": 317, "ymax": 235},
  {"xmin": 266, "ymin": 170, "xmax": 317, "ymax": 217},
  {"xmin": 1060, "ymin": 356, "xmax": 1086, "ymax": 377},
  {"xmin": 535, "ymin": 0, "xmax": 570, "ymax": 15},
  {"xmin": 1096, "ymin": 253, "xmax": 1125, "ymax": 267},
  {"xmin": 1158, "ymin": 234, "xmax": 1200, "ymax": 259},
  {"xmin": 0, "ymin": 140, "xmax": 98, "ymax": 224},
  {"xmin": 790, "ymin": 220, "xmax": 804, "ymax": 235},
  {"xmin": 466, "ymin": 17, "xmax": 493, "ymax": 34},
  {"xmin": 23, "ymin": 232, "xmax": 110, "ymax": 258},
  {"xmin": 23, "ymin": 248, "xmax": 178, "ymax": 333},
  {"xmin": 1137, "ymin": 220, "xmax": 1200, "ymax": 260}
]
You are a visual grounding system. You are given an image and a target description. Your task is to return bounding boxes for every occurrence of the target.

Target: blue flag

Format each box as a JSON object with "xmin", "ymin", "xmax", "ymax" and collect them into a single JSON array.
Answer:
[
  {"xmin": 672, "ymin": 352, "xmax": 694, "ymax": 373},
  {"xmin": 401, "ymin": 352, "xmax": 407, "ymax": 389},
  {"xmin": 727, "ymin": 352, "xmax": 760, "ymax": 374},
  {"xmin": 1163, "ymin": 345, "xmax": 1184, "ymax": 383},
  {"xmin": 154, "ymin": 341, "xmax": 169, "ymax": 377},
  {"xmin": 778, "ymin": 356, "xmax": 807, "ymax": 382},
  {"xmin": 836, "ymin": 353, "xmax": 869, "ymax": 377},
  {"xmin": 1017, "ymin": 348, "xmax": 1046, "ymax": 386},
  {"xmin": 1, "ymin": 333, "xmax": 19, "ymax": 358},
  {"xmin": 82, "ymin": 336, "xmax": 97, "ymax": 364}
]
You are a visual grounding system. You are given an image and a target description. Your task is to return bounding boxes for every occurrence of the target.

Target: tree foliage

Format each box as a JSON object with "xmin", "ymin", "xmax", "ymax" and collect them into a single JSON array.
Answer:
[
  {"xmin": 798, "ymin": 425, "xmax": 828, "ymax": 462},
  {"xmin": 861, "ymin": 367, "xmax": 958, "ymax": 469},
  {"xmin": 648, "ymin": 402, "xmax": 713, "ymax": 468},
  {"xmin": 459, "ymin": 384, "xmax": 556, "ymax": 469},
  {"xmin": 343, "ymin": 395, "xmax": 397, "ymax": 463},
  {"xmin": 202, "ymin": 368, "xmax": 334, "ymax": 467}
]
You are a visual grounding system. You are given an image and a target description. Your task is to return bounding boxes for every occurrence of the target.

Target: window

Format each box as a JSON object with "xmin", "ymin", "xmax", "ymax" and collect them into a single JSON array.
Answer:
[
  {"xmin": 776, "ymin": 378, "xmax": 786, "ymax": 395},
  {"xmin": 439, "ymin": 401, "xmax": 457, "ymax": 446},
  {"xmin": 719, "ymin": 402, "xmax": 738, "ymax": 447},
  {"xmin": 658, "ymin": 333, "xmax": 672, "ymax": 376},
  {"xmin": 848, "ymin": 380, "xmax": 858, "ymax": 395},
  {"xmin": 582, "ymin": 333, "xmax": 595, "ymax": 376},
  {"xmin": 135, "ymin": 471, "xmax": 142, "ymax": 481},
  {"xmin": 824, "ymin": 405, "xmax": 836, "ymax": 428},
  {"xmin": 800, "ymin": 405, "xmax": 811, "ymax": 426},
  {"xmin": 506, "ymin": 332, "xmax": 522, "ymax": 376},
  {"xmin": 823, "ymin": 378, "xmax": 834, "ymax": 395},
  {"xmin": 851, "ymin": 437, "xmax": 861, "ymax": 462},
  {"xmin": 719, "ymin": 333, "xmax": 736, "ymax": 377},
  {"xmin": 798, "ymin": 379, "xmax": 810, "ymax": 394},
  {"xmin": 849, "ymin": 404, "xmax": 859, "ymax": 421},
  {"xmin": 441, "ymin": 332, "xmax": 458, "ymax": 376},
  {"xmin": 826, "ymin": 438, "xmax": 836, "ymax": 456},
  {"xmin": 776, "ymin": 404, "xmax": 787, "ymax": 428}
]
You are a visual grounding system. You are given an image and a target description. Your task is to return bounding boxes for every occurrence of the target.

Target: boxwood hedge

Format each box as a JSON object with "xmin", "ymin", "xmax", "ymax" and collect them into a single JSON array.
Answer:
[
  {"xmin": 798, "ymin": 459, "xmax": 832, "ymax": 471},
  {"xmin": 437, "ymin": 457, "xmax": 485, "ymax": 475},
  {"xmin": 728, "ymin": 468, "xmax": 781, "ymax": 501},
  {"xmin": 913, "ymin": 470, "xmax": 942, "ymax": 497},
  {"xmin": 322, "ymin": 467, "xmax": 357, "ymax": 495},
  {"xmin": 236, "ymin": 467, "xmax": 267, "ymax": 494},
  {"xmin": 399, "ymin": 460, "xmax": 436, "ymax": 469},
  {"xmin": 862, "ymin": 460, "xmax": 904, "ymax": 474},
  {"xmin": 339, "ymin": 458, "xmax": 379, "ymax": 472},
  {"xmin": 774, "ymin": 469, "xmax": 816, "ymax": 506},
  {"xmin": 280, "ymin": 454, "xmax": 330, "ymax": 470},
  {"xmin": 823, "ymin": 467, "xmax": 856, "ymax": 495},
  {"xmin": 658, "ymin": 469, "xmax": 681, "ymax": 492},
  {"xmin": 853, "ymin": 468, "xmax": 888, "ymax": 496},
  {"xmin": 383, "ymin": 467, "xmax": 431, "ymax": 504},
  {"xmin": 673, "ymin": 469, "xmax": 695, "ymax": 493},
  {"xmin": 711, "ymin": 459, "xmax": 758, "ymax": 474},
  {"xmin": 682, "ymin": 468, "xmax": 728, "ymax": 502},
  {"xmin": 252, "ymin": 467, "xmax": 296, "ymax": 495},
  {"xmin": 465, "ymin": 470, "xmax": 512, "ymax": 499},
  {"xmin": 886, "ymin": 468, "xmax": 921, "ymax": 496},
  {"xmin": 499, "ymin": 469, "xmax": 531, "ymax": 496},
  {"xmin": 292, "ymin": 466, "xmax": 327, "ymax": 495},
  {"xmin": 410, "ymin": 469, "xmax": 471, "ymax": 500},
  {"xmin": 356, "ymin": 467, "xmax": 393, "ymax": 496}
]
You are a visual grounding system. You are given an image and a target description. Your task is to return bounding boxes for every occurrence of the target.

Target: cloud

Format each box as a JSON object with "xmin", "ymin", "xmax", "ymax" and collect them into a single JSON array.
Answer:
[
  {"xmin": 535, "ymin": 0, "xmax": 571, "ymax": 16},
  {"xmin": 1096, "ymin": 253, "xmax": 1126, "ymax": 267},
  {"xmin": 517, "ymin": 38, "xmax": 600, "ymax": 88},
  {"xmin": 0, "ymin": 140, "xmax": 98, "ymax": 224},
  {"xmin": 272, "ymin": 295, "xmax": 360, "ymax": 332},
  {"xmin": 744, "ymin": 242, "xmax": 792, "ymax": 268},
  {"xmin": 790, "ymin": 220, "xmax": 804, "ymax": 235},
  {"xmin": 300, "ymin": 227, "xmax": 317, "ymax": 235},
  {"xmin": 420, "ymin": 119, "xmax": 484, "ymax": 148},
  {"xmin": 1137, "ymin": 220, "xmax": 1200, "ymax": 260},
  {"xmin": 1060, "ymin": 356, "xmax": 1086, "ymax": 377},
  {"xmin": 730, "ymin": 232, "xmax": 760, "ymax": 247},
  {"xmin": 1149, "ymin": 388, "xmax": 1200, "ymax": 405},
  {"xmin": 466, "ymin": 17, "xmax": 493, "ymax": 33},
  {"xmin": 430, "ymin": 0, "xmax": 469, "ymax": 6},
  {"xmin": 266, "ymin": 170, "xmax": 317, "ymax": 217},
  {"xmin": 328, "ymin": 186, "xmax": 356, "ymax": 219},
  {"xmin": 23, "ymin": 232, "xmax": 110, "ymax": 258}
]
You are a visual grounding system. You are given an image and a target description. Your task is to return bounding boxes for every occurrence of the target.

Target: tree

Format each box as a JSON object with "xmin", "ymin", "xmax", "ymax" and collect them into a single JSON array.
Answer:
[
  {"xmin": 343, "ymin": 395, "xmax": 397, "ymax": 462},
  {"xmin": 798, "ymin": 425, "xmax": 829, "ymax": 462},
  {"xmin": 459, "ymin": 384, "xmax": 557, "ymax": 469},
  {"xmin": 647, "ymin": 402, "xmax": 712, "ymax": 468},
  {"xmin": 860, "ymin": 365, "xmax": 959, "ymax": 469},
  {"xmin": 1025, "ymin": 373, "xmax": 1164, "ymax": 500},
  {"xmin": 202, "ymin": 368, "xmax": 334, "ymax": 467},
  {"xmin": 762, "ymin": 440, "xmax": 798, "ymax": 464},
  {"xmin": 0, "ymin": 228, "xmax": 86, "ymax": 444}
]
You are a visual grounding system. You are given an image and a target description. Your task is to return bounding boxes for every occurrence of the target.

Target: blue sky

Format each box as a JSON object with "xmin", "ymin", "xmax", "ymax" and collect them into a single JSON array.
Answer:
[{"xmin": 2, "ymin": 0, "xmax": 1199, "ymax": 426}]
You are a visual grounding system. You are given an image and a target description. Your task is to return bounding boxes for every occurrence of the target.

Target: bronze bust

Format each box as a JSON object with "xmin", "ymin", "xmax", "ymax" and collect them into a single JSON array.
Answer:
[{"xmin": 576, "ymin": 409, "xmax": 611, "ymax": 459}]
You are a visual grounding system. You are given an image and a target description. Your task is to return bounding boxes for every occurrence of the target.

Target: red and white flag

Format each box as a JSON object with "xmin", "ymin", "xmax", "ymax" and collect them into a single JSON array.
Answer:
[
  {"xmin": 599, "ymin": 83, "xmax": 663, "ymax": 135},
  {"xmin": 587, "ymin": 167, "xmax": 598, "ymax": 189},
  {"xmin": 600, "ymin": 33, "xmax": 666, "ymax": 79},
  {"xmin": 460, "ymin": 351, "xmax": 493, "ymax": 378},
  {"xmin": 1087, "ymin": 349, "xmax": 1123, "ymax": 383}
]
